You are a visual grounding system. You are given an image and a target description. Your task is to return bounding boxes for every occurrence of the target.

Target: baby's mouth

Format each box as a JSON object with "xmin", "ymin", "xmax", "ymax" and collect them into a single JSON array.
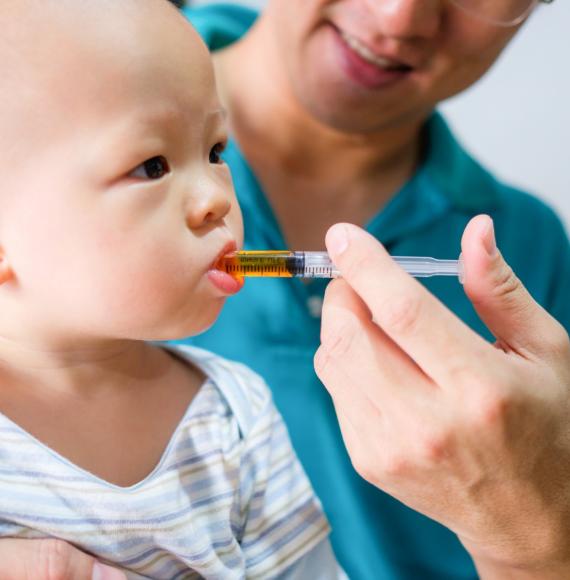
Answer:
[
  {"xmin": 211, "ymin": 241, "xmax": 238, "ymax": 271},
  {"xmin": 339, "ymin": 29, "xmax": 413, "ymax": 72}
]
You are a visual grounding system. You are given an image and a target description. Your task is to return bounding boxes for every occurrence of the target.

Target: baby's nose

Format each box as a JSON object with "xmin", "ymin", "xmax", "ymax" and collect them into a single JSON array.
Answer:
[{"xmin": 185, "ymin": 185, "xmax": 232, "ymax": 229}]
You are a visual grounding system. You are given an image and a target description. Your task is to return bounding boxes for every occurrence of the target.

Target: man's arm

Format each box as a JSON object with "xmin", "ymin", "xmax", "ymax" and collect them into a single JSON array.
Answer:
[
  {"xmin": 316, "ymin": 217, "xmax": 570, "ymax": 578},
  {"xmin": 0, "ymin": 538, "xmax": 126, "ymax": 580}
]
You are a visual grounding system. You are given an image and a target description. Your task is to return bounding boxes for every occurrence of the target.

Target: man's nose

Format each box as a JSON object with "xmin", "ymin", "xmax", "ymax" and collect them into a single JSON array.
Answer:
[
  {"xmin": 362, "ymin": 0, "xmax": 442, "ymax": 40},
  {"xmin": 185, "ymin": 182, "xmax": 232, "ymax": 230}
]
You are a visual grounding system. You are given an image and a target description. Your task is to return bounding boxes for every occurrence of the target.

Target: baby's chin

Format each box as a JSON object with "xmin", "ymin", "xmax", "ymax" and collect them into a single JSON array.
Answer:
[{"xmin": 140, "ymin": 302, "xmax": 226, "ymax": 343}]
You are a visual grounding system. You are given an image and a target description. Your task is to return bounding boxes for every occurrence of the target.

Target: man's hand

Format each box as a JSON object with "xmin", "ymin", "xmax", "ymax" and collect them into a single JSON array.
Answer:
[
  {"xmin": 0, "ymin": 538, "xmax": 126, "ymax": 580},
  {"xmin": 315, "ymin": 216, "xmax": 570, "ymax": 578}
]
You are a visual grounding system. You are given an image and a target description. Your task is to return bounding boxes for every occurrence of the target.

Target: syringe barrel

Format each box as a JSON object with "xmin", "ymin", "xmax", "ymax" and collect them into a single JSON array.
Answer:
[
  {"xmin": 297, "ymin": 252, "xmax": 340, "ymax": 278},
  {"xmin": 218, "ymin": 251, "xmax": 462, "ymax": 282}
]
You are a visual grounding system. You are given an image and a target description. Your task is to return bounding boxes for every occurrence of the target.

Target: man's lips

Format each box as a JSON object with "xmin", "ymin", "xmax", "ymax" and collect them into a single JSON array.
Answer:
[
  {"xmin": 338, "ymin": 29, "xmax": 414, "ymax": 72},
  {"xmin": 331, "ymin": 25, "xmax": 415, "ymax": 89}
]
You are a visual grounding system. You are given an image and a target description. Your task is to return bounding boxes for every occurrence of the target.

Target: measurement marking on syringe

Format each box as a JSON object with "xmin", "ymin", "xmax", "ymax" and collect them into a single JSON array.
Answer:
[{"xmin": 217, "ymin": 251, "xmax": 463, "ymax": 282}]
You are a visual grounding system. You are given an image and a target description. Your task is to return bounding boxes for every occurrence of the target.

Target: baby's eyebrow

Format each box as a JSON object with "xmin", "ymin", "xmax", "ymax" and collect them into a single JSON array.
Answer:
[{"xmin": 129, "ymin": 105, "xmax": 227, "ymax": 130}]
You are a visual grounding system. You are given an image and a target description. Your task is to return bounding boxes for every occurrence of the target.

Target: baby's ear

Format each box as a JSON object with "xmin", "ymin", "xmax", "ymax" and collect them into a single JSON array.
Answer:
[{"xmin": 0, "ymin": 248, "xmax": 13, "ymax": 285}]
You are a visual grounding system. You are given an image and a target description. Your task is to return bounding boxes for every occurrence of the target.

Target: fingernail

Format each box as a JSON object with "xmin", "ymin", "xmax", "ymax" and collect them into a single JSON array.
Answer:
[
  {"xmin": 93, "ymin": 562, "xmax": 127, "ymax": 580},
  {"xmin": 457, "ymin": 252, "xmax": 465, "ymax": 285},
  {"xmin": 326, "ymin": 224, "xmax": 349, "ymax": 257},
  {"xmin": 482, "ymin": 217, "xmax": 497, "ymax": 257}
]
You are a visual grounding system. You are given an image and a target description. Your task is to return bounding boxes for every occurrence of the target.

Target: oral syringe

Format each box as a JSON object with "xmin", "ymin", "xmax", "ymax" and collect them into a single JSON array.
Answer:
[{"xmin": 219, "ymin": 251, "xmax": 464, "ymax": 282}]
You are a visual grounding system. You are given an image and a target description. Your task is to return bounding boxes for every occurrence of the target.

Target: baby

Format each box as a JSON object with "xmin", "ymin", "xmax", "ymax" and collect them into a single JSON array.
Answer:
[{"xmin": 0, "ymin": 0, "xmax": 340, "ymax": 577}]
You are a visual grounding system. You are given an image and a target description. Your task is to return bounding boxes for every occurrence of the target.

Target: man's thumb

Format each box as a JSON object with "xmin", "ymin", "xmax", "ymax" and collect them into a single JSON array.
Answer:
[{"xmin": 462, "ymin": 214, "xmax": 557, "ymax": 357}]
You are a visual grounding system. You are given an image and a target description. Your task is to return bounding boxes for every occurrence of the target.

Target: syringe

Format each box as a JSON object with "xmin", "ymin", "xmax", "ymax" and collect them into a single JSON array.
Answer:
[{"xmin": 218, "ymin": 251, "xmax": 464, "ymax": 282}]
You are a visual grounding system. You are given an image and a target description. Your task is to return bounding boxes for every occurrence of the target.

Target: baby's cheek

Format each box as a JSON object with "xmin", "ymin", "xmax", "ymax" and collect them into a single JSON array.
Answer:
[
  {"xmin": 79, "ymin": 230, "xmax": 201, "ymax": 334},
  {"xmin": 110, "ymin": 262, "xmax": 191, "ymax": 314}
]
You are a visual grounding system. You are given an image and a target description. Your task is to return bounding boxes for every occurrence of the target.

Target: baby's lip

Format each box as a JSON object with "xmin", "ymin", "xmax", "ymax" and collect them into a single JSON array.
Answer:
[
  {"xmin": 210, "ymin": 240, "xmax": 238, "ymax": 271},
  {"xmin": 207, "ymin": 241, "xmax": 244, "ymax": 295}
]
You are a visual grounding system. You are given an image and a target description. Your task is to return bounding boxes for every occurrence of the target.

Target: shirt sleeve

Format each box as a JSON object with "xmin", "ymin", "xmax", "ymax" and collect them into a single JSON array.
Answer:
[{"xmin": 235, "ymin": 370, "xmax": 333, "ymax": 579}]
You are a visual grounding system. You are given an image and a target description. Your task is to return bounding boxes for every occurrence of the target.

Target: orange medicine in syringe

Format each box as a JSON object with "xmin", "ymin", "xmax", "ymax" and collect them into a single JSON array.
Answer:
[{"xmin": 218, "ymin": 251, "xmax": 464, "ymax": 281}]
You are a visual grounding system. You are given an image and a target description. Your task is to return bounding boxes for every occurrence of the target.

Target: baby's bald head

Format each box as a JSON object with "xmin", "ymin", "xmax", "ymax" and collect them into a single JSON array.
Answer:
[
  {"xmin": 0, "ymin": 0, "xmax": 210, "ymax": 173},
  {"xmin": 0, "ymin": 0, "xmax": 186, "ymax": 76}
]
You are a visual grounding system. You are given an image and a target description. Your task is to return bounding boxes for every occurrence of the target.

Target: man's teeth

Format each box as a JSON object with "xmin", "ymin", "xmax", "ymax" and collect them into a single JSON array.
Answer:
[{"xmin": 340, "ymin": 30, "xmax": 405, "ymax": 70}]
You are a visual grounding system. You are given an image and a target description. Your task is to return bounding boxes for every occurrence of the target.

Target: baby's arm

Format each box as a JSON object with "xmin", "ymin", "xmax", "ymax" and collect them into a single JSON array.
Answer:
[{"xmin": 234, "ymin": 367, "xmax": 343, "ymax": 579}]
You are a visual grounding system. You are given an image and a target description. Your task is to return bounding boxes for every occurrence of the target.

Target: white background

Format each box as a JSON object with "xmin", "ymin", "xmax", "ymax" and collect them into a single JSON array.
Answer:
[{"xmin": 191, "ymin": 0, "xmax": 570, "ymax": 229}]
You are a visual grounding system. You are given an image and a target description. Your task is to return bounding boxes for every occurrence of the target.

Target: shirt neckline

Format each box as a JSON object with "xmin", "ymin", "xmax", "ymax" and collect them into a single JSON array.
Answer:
[{"xmin": 0, "ymin": 346, "xmax": 216, "ymax": 492}]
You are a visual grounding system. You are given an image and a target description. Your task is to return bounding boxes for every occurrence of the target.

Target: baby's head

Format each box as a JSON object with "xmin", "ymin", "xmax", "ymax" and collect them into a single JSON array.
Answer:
[{"xmin": 0, "ymin": 0, "xmax": 243, "ymax": 346}]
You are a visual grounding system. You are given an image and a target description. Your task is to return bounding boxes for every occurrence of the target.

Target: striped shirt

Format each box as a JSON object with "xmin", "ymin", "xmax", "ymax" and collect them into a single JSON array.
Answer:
[{"xmin": 0, "ymin": 345, "xmax": 332, "ymax": 579}]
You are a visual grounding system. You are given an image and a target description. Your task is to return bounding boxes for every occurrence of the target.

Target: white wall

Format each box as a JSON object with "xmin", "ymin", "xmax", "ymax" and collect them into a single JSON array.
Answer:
[
  {"xmin": 191, "ymin": 0, "xmax": 570, "ymax": 229},
  {"xmin": 441, "ymin": 0, "xmax": 570, "ymax": 230}
]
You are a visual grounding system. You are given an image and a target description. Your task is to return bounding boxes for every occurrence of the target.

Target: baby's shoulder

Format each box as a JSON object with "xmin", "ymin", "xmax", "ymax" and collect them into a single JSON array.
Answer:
[{"xmin": 165, "ymin": 344, "xmax": 273, "ymax": 438}]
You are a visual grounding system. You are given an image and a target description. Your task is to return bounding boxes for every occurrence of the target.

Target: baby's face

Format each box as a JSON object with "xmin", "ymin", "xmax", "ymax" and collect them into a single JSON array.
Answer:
[{"xmin": 0, "ymin": 1, "xmax": 243, "ymax": 342}]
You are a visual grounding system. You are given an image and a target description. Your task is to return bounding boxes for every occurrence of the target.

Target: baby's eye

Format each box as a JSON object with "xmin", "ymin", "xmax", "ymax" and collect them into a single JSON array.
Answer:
[
  {"xmin": 129, "ymin": 156, "xmax": 171, "ymax": 180},
  {"xmin": 209, "ymin": 143, "xmax": 226, "ymax": 165}
]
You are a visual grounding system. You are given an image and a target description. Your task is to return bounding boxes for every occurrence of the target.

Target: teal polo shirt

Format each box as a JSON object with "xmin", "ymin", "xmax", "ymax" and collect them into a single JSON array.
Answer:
[{"xmin": 177, "ymin": 5, "xmax": 570, "ymax": 579}]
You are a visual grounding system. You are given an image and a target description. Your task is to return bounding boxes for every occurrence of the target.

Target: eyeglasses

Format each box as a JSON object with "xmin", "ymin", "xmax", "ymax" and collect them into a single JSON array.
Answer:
[{"xmin": 449, "ymin": 0, "xmax": 554, "ymax": 27}]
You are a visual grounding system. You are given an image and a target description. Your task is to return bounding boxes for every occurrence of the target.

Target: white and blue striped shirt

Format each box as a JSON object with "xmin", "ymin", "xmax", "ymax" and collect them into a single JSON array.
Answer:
[{"xmin": 0, "ymin": 345, "xmax": 336, "ymax": 579}]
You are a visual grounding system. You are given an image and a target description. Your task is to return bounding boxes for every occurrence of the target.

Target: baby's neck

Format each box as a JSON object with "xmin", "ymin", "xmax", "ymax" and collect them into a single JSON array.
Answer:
[
  {"xmin": 0, "ymin": 338, "xmax": 155, "ymax": 395},
  {"xmin": 0, "ymin": 340, "xmax": 204, "ymax": 487}
]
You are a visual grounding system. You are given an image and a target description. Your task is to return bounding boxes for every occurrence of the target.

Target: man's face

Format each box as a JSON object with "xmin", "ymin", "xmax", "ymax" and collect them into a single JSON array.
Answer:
[
  {"xmin": 0, "ymin": 0, "xmax": 243, "ymax": 344},
  {"xmin": 266, "ymin": 0, "xmax": 525, "ymax": 133}
]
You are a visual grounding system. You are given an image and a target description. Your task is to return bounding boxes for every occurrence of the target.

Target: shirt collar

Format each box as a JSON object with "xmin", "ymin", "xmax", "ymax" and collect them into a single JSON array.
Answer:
[
  {"xmin": 424, "ymin": 113, "xmax": 500, "ymax": 212},
  {"xmin": 367, "ymin": 113, "xmax": 501, "ymax": 247},
  {"xmin": 182, "ymin": 4, "xmax": 257, "ymax": 51}
]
